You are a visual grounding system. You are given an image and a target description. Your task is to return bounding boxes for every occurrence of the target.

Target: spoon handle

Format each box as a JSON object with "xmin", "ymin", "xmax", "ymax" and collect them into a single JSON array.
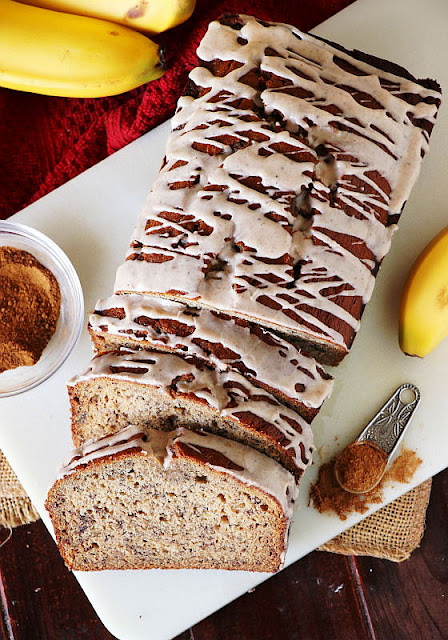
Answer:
[{"xmin": 356, "ymin": 383, "xmax": 421, "ymax": 455}]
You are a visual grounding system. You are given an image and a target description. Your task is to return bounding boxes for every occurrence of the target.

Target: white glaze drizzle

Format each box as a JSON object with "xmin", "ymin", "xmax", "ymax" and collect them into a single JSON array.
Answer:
[
  {"xmin": 89, "ymin": 293, "xmax": 333, "ymax": 410},
  {"xmin": 114, "ymin": 15, "xmax": 440, "ymax": 352},
  {"xmin": 58, "ymin": 424, "xmax": 150, "ymax": 477},
  {"xmin": 57, "ymin": 425, "xmax": 298, "ymax": 519},
  {"xmin": 69, "ymin": 349, "xmax": 314, "ymax": 475}
]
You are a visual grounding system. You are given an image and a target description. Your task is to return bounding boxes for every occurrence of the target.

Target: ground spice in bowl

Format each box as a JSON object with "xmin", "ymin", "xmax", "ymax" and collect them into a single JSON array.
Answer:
[
  {"xmin": 0, "ymin": 246, "xmax": 61, "ymax": 373},
  {"xmin": 335, "ymin": 440, "xmax": 388, "ymax": 493}
]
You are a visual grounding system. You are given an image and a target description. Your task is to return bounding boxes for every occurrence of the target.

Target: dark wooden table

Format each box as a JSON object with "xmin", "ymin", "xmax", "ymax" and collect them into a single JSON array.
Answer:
[{"xmin": 0, "ymin": 469, "xmax": 446, "ymax": 640}]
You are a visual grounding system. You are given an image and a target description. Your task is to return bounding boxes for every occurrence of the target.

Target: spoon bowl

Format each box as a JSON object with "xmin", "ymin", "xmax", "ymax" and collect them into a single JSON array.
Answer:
[{"xmin": 334, "ymin": 440, "xmax": 388, "ymax": 494}]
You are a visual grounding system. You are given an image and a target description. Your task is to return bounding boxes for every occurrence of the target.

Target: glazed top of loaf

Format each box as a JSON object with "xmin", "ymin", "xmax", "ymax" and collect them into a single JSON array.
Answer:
[
  {"xmin": 115, "ymin": 14, "xmax": 441, "ymax": 353},
  {"xmin": 58, "ymin": 424, "xmax": 298, "ymax": 518},
  {"xmin": 69, "ymin": 349, "xmax": 314, "ymax": 477},
  {"xmin": 89, "ymin": 293, "xmax": 333, "ymax": 411}
]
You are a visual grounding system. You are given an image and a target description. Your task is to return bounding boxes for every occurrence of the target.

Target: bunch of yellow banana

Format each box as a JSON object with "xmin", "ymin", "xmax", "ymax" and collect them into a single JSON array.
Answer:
[
  {"xmin": 0, "ymin": 0, "xmax": 195, "ymax": 98},
  {"xmin": 399, "ymin": 226, "xmax": 448, "ymax": 357}
]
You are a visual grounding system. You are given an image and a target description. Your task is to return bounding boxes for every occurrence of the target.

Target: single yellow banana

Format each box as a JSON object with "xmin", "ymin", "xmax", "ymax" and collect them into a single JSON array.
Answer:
[
  {"xmin": 17, "ymin": 0, "xmax": 195, "ymax": 33},
  {"xmin": 399, "ymin": 226, "xmax": 448, "ymax": 357},
  {"xmin": 0, "ymin": 0, "xmax": 164, "ymax": 98}
]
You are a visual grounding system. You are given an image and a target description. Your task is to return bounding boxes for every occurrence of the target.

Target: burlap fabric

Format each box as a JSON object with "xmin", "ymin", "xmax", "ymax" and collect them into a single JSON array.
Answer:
[
  {"xmin": 0, "ymin": 451, "xmax": 39, "ymax": 528},
  {"xmin": 0, "ymin": 450, "xmax": 430, "ymax": 561},
  {"xmin": 318, "ymin": 479, "xmax": 432, "ymax": 561}
]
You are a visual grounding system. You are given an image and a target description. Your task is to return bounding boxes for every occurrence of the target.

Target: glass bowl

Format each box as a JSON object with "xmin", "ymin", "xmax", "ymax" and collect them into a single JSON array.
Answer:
[{"xmin": 0, "ymin": 221, "xmax": 84, "ymax": 397}]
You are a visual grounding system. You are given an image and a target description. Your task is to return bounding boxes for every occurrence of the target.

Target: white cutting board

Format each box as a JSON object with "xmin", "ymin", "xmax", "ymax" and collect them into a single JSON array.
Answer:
[{"xmin": 1, "ymin": 0, "xmax": 448, "ymax": 638}]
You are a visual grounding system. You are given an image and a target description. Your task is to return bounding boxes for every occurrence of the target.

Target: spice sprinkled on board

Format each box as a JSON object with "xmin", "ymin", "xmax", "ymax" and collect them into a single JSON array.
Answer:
[
  {"xmin": 386, "ymin": 448, "xmax": 422, "ymax": 484},
  {"xmin": 309, "ymin": 448, "xmax": 422, "ymax": 520},
  {"xmin": 0, "ymin": 247, "xmax": 61, "ymax": 373}
]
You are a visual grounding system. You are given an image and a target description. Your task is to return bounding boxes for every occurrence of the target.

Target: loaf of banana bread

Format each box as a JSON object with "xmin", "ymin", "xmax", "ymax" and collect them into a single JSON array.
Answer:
[{"xmin": 115, "ymin": 14, "xmax": 441, "ymax": 364}]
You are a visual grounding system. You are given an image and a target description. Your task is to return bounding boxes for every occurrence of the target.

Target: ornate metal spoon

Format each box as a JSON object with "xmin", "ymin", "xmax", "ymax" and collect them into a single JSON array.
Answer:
[{"xmin": 334, "ymin": 383, "xmax": 421, "ymax": 494}]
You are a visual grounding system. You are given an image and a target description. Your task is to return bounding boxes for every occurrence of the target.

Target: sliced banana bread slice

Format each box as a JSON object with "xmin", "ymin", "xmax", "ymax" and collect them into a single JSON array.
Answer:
[
  {"xmin": 88, "ymin": 294, "xmax": 333, "ymax": 422},
  {"xmin": 68, "ymin": 349, "xmax": 313, "ymax": 481},
  {"xmin": 46, "ymin": 425, "xmax": 298, "ymax": 572}
]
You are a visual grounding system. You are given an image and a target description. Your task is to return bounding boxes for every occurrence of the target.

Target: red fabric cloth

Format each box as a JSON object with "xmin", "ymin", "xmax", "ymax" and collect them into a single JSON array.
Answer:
[{"xmin": 0, "ymin": 0, "xmax": 353, "ymax": 219}]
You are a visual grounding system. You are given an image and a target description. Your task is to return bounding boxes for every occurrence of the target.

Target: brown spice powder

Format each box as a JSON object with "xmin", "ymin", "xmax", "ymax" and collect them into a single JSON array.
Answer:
[
  {"xmin": 0, "ymin": 246, "xmax": 61, "ymax": 374},
  {"xmin": 309, "ymin": 447, "xmax": 422, "ymax": 520},
  {"xmin": 386, "ymin": 448, "xmax": 422, "ymax": 484},
  {"xmin": 309, "ymin": 459, "xmax": 382, "ymax": 520},
  {"xmin": 335, "ymin": 441, "xmax": 388, "ymax": 493}
]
